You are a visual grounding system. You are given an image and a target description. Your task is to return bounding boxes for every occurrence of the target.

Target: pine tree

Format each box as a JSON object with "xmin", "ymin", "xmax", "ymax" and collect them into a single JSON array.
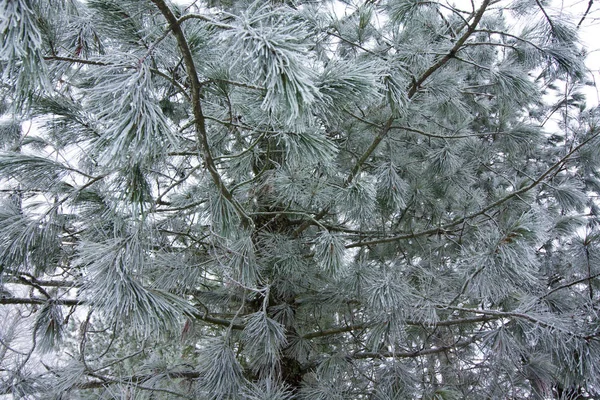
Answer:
[{"xmin": 1, "ymin": 0, "xmax": 599, "ymax": 398}]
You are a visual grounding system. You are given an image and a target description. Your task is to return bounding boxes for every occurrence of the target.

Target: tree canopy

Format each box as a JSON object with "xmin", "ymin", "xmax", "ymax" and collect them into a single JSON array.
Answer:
[{"xmin": 1, "ymin": 0, "xmax": 600, "ymax": 398}]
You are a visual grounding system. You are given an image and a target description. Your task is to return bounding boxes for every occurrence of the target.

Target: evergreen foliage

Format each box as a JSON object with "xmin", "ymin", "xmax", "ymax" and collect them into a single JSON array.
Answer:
[{"xmin": 0, "ymin": 0, "xmax": 599, "ymax": 398}]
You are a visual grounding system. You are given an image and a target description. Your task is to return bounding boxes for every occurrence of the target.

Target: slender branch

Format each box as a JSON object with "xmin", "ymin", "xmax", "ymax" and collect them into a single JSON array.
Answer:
[
  {"xmin": 0, "ymin": 297, "xmax": 244, "ymax": 330},
  {"xmin": 155, "ymin": 164, "xmax": 201, "ymax": 206},
  {"xmin": 325, "ymin": 30, "xmax": 388, "ymax": 60},
  {"xmin": 345, "ymin": 109, "xmax": 506, "ymax": 139},
  {"xmin": 303, "ymin": 323, "xmax": 368, "ymax": 340},
  {"xmin": 303, "ymin": 315, "xmax": 496, "ymax": 340},
  {"xmin": 346, "ymin": 117, "xmax": 395, "ymax": 185},
  {"xmin": 452, "ymin": 55, "xmax": 491, "ymax": 71},
  {"xmin": 0, "ymin": 371, "xmax": 195, "ymax": 398},
  {"xmin": 176, "ymin": 13, "xmax": 234, "ymax": 30},
  {"xmin": 155, "ymin": 199, "xmax": 207, "ymax": 213},
  {"xmin": 76, "ymin": 373, "xmax": 195, "ymax": 399},
  {"xmin": 407, "ymin": 0, "xmax": 491, "ymax": 98},
  {"xmin": 151, "ymin": 0, "xmax": 253, "ymax": 229},
  {"xmin": 538, "ymin": 271, "xmax": 600, "ymax": 301},
  {"xmin": 201, "ymin": 78, "xmax": 264, "ymax": 91},
  {"xmin": 474, "ymin": 29, "xmax": 545, "ymax": 52},
  {"xmin": 462, "ymin": 41, "xmax": 519, "ymax": 50},
  {"xmin": 353, "ymin": 336, "xmax": 477, "ymax": 359},
  {"xmin": 448, "ymin": 265, "xmax": 487, "ymax": 306},
  {"xmin": 292, "ymin": 117, "xmax": 394, "ymax": 237},
  {"xmin": 8, "ymin": 273, "xmax": 77, "ymax": 288},
  {"xmin": 43, "ymin": 56, "xmax": 109, "ymax": 66},
  {"xmin": 534, "ymin": 0, "xmax": 557, "ymax": 34},
  {"xmin": 585, "ymin": 245, "xmax": 594, "ymax": 300},
  {"xmin": 441, "ymin": 305, "xmax": 590, "ymax": 339},
  {"xmin": 16, "ymin": 276, "xmax": 51, "ymax": 298},
  {"xmin": 578, "ymin": 0, "xmax": 594, "ymax": 27},
  {"xmin": 151, "ymin": 68, "xmax": 191, "ymax": 101},
  {"xmin": 346, "ymin": 130, "xmax": 600, "ymax": 248},
  {"xmin": 0, "ymin": 297, "xmax": 81, "ymax": 306}
]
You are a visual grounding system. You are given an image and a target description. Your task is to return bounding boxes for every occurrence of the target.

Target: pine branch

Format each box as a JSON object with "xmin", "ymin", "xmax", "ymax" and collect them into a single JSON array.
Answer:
[
  {"xmin": 43, "ymin": 56, "xmax": 109, "ymax": 66},
  {"xmin": 176, "ymin": 13, "xmax": 234, "ymax": 30},
  {"xmin": 325, "ymin": 29, "xmax": 388, "ymax": 60},
  {"xmin": 201, "ymin": 78, "xmax": 264, "ymax": 92},
  {"xmin": 347, "ymin": 130, "xmax": 600, "ymax": 248},
  {"xmin": 292, "ymin": 117, "xmax": 394, "ymax": 237},
  {"xmin": 442, "ymin": 305, "xmax": 591, "ymax": 340},
  {"xmin": 4, "ymin": 273, "xmax": 77, "ymax": 288},
  {"xmin": 0, "ymin": 297, "xmax": 81, "ymax": 306},
  {"xmin": 303, "ymin": 316, "xmax": 495, "ymax": 339},
  {"xmin": 151, "ymin": 0, "xmax": 253, "ymax": 229},
  {"xmin": 534, "ymin": 0, "xmax": 557, "ymax": 34},
  {"xmin": 293, "ymin": 0, "xmax": 491, "ymax": 237},
  {"xmin": 151, "ymin": 68, "xmax": 191, "ymax": 101},
  {"xmin": 474, "ymin": 29, "xmax": 545, "ymax": 52},
  {"xmin": 0, "ymin": 297, "xmax": 244, "ymax": 330},
  {"xmin": 345, "ymin": 109, "xmax": 509, "ymax": 139},
  {"xmin": 352, "ymin": 336, "xmax": 478, "ymax": 359},
  {"xmin": 538, "ymin": 271, "xmax": 600, "ymax": 301},
  {"xmin": 577, "ymin": 0, "xmax": 594, "ymax": 28},
  {"xmin": 407, "ymin": 0, "xmax": 492, "ymax": 98}
]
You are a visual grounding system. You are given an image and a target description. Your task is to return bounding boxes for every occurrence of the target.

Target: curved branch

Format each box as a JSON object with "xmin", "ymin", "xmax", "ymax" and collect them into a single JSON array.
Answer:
[{"xmin": 151, "ymin": 0, "xmax": 253, "ymax": 229}]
